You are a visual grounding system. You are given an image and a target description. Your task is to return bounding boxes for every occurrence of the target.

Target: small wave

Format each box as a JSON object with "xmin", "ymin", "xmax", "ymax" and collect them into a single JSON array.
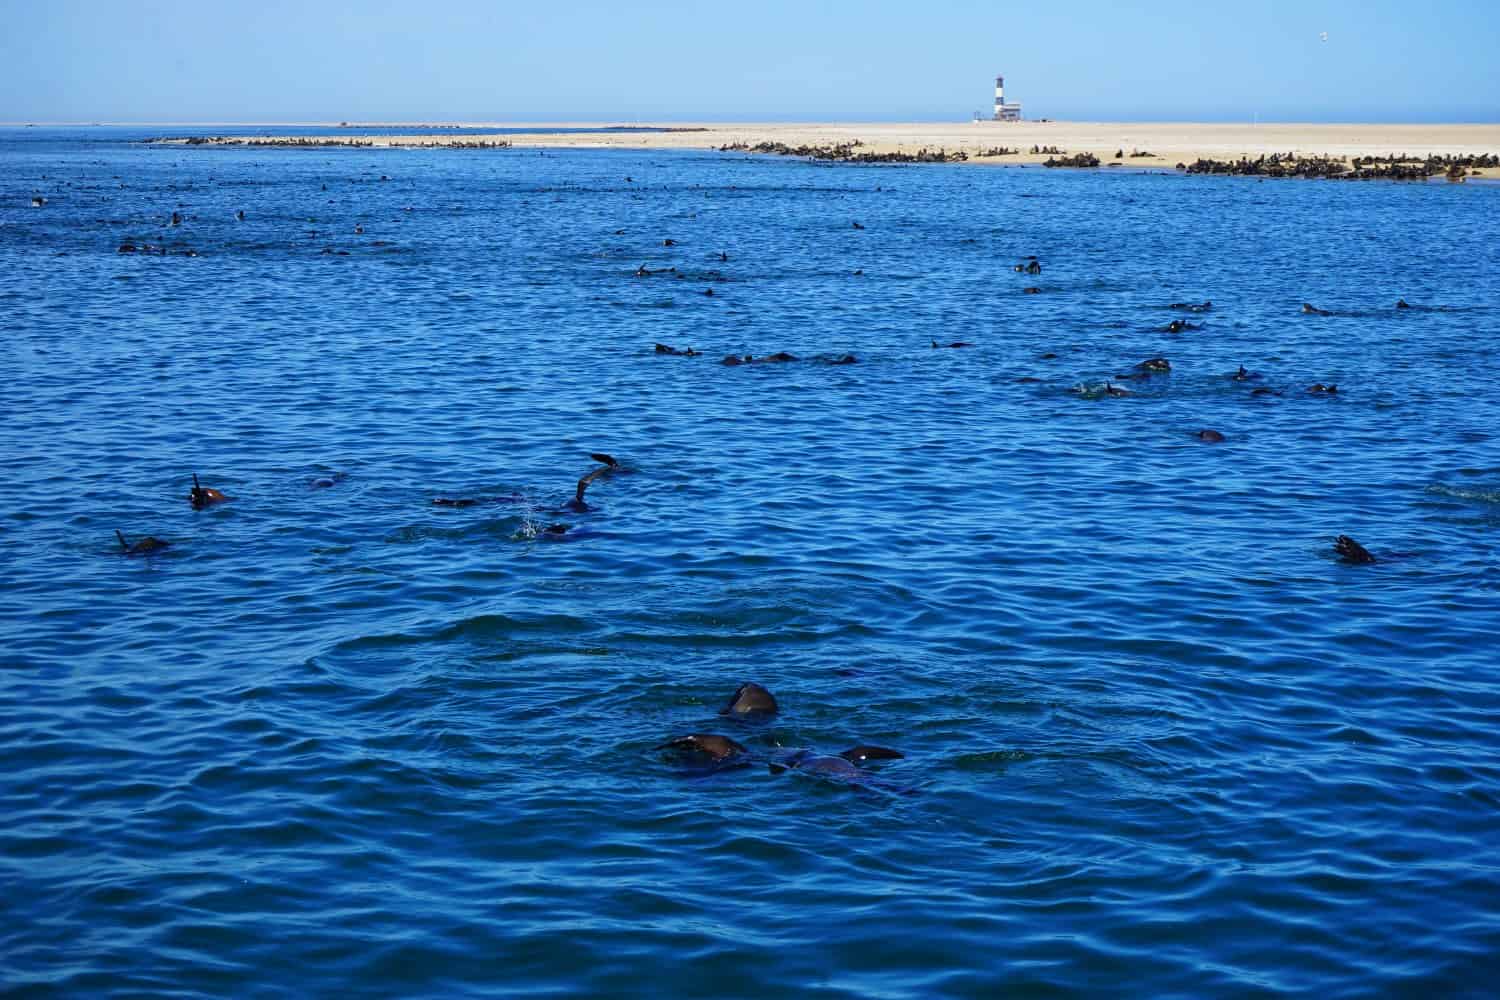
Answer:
[{"xmin": 1426, "ymin": 484, "xmax": 1500, "ymax": 504}]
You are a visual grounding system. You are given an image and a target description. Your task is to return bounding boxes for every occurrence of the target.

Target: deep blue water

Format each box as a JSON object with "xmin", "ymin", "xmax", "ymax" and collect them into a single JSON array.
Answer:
[{"xmin": 3, "ymin": 128, "xmax": 1499, "ymax": 997}]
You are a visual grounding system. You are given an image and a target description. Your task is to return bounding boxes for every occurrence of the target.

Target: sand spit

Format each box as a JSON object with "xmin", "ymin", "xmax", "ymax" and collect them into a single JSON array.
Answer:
[{"xmin": 153, "ymin": 121, "xmax": 1500, "ymax": 177}]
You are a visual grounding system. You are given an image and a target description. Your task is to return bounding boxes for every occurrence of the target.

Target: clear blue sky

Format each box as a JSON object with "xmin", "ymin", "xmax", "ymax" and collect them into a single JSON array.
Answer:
[{"xmin": 3, "ymin": 0, "xmax": 1497, "ymax": 123}]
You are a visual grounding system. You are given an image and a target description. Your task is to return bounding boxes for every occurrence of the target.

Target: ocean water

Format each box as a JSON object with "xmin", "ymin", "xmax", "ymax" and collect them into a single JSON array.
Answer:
[{"xmin": 3, "ymin": 127, "xmax": 1499, "ymax": 997}]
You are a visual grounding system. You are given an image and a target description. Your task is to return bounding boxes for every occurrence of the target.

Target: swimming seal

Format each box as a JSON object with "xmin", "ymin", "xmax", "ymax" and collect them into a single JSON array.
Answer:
[
  {"xmin": 1395, "ymin": 298, "xmax": 1411, "ymax": 309},
  {"xmin": 654, "ymin": 343, "xmax": 699, "ymax": 356},
  {"xmin": 720, "ymin": 682, "xmax": 779, "ymax": 718},
  {"xmin": 1333, "ymin": 534, "xmax": 1375, "ymax": 564},
  {"xmin": 655, "ymin": 733, "xmax": 749, "ymax": 767},
  {"xmin": 1307, "ymin": 383, "xmax": 1339, "ymax": 394},
  {"xmin": 767, "ymin": 745, "xmax": 905, "ymax": 779},
  {"xmin": 1164, "ymin": 319, "xmax": 1199, "ymax": 333},
  {"xmin": 1302, "ymin": 303, "xmax": 1332, "ymax": 316},
  {"xmin": 1196, "ymin": 429, "xmax": 1226, "ymax": 443},
  {"xmin": 1073, "ymin": 381, "xmax": 1130, "ymax": 399},
  {"xmin": 1169, "ymin": 300, "xmax": 1212, "ymax": 312},
  {"xmin": 189, "ymin": 473, "xmax": 230, "ymax": 509},
  {"xmin": 726, "ymin": 352, "xmax": 797, "ymax": 365},
  {"xmin": 1023, "ymin": 287, "xmax": 1042, "ymax": 295},
  {"xmin": 851, "ymin": 221, "xmax": 865, "ymax": 230},
  {"xmin": 1232, "ymin": 365, "xmax": 1262, "ymax": 382},
  {"xmin": 1138, "ymin": 357, "xmax": 1171, "ymax": 373},
  {"xmin": 931, "ymin": 340, "xmax": 972, "ymax": 349},
  {"xmin": 116, "ymin": 530, "xmax": 170, "ymax": 556},
  {"xmin": 310, "ymin": 472, "xmax": 347, "ymax": 490}
]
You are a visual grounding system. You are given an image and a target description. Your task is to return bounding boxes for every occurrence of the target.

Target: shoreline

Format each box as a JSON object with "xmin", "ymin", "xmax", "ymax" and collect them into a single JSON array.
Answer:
[{"xmin": 143, "ymin": 121, "xmax": 1500, "ymax": 177}]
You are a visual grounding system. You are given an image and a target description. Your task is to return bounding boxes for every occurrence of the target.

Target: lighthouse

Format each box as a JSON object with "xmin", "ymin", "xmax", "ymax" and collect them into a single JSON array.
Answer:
[{"xmin": 993, "ymin": 75, "xmax": 1023, "ymax": 122}]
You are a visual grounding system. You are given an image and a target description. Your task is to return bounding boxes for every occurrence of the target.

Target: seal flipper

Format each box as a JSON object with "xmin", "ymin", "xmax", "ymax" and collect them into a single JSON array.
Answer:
[
  {"xmin": 589, "ymin": 453, "xmax": 619, "ymax": 469},
  {"xmin": 720, "ymin": 682, "xmax": 779, "ymax": 718},
  {"xmin": 116, "ymin": 529, "xmax": 130, "ymax": 553},
  {"xmin": 572, "ymin": 461, "xmax": 615, "ymax": 510}
]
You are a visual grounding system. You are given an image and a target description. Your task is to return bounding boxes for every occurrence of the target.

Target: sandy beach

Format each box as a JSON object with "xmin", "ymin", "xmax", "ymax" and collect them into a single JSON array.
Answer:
[{"xmin": 172, "ymin": 121, "xmax": 1500, "ymax": 176}]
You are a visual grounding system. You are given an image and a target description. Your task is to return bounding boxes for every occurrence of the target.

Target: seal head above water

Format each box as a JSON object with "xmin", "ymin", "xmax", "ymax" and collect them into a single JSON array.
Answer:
[
  {"xmin": 655, "ymin": 733, "xmax": 750, "ymax": 770},
  {"xmin": 116, "ymin": 530, "xmax": 170, "ymax": 556},
  {"xmin": 189, "ymin": 473, "xmax": 231, "ymax": 509},
  {"xmin": 1334, "ymin": 534, "xmax": 1376, "ymax": 564}
]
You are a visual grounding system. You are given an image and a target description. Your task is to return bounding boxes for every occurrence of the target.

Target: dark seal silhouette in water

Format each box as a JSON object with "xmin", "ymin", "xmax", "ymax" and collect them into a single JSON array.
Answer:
[
  {"xmin": 1396, "ymin": 298, "xmax": 1411, "ymax": 310},
  {"xmin": 1137, "ymin": 357, "xmax": 1171, "ymax": 373},
  {"xmin": 1072, "ymin": 381, "xmax": 1131, "ymax": 399},
  {"xmin": 724, "ymin": 352, "xmax": 798, "ymax": 365},
  {"xmin": 655, "ymin": 733, "xmax": 750, "ymax": 772},
  {"xmin": 1334, "ymin": 534, "xmax": 1376, "ymax": 564},
  {"xmin": 1302, "ymin": 302, "xmax": 1332, "ymax": 316},
  {"xmin": 1196, "ymin": 429, "xmax": 1226, "ymax": 443},
  {"xmin": 656, "ymin": 734, "xmax": 904, "ymax": 782},
  {"xmin": 720, "ymin": 682, "xmax": 779, "ymax": 718},
  {"xmin": 189, "ymin": 473, "xmax": 231, "ymax": 509},
  {"xmin": 1164, "ymin": 319, "xmax": 1199, "ymax": 333},
  {"xmin": 116, "ymin": 530, "xmax": 170, "ymax": 556},
  {"xmin": 431, "ymin": 493, "xmax": 524, "ymax": 508},
  {"xmin": 1169, "ymin": 300, "xmax": 1212, "ymax": 312},
  {"xmin": 310, "ymin": 472, "xmax": 347, "ymax": 490},
  {"xmin": 774, "ymin": 746, "xmax": 900, "ymax": 779},
  {"xmin": 932, "ymin": 340, "xmax": 972, "ymax": 349},
  {"xmin": 654, "ymin": 342, "xmax": 699, "ymax": 356},
  {"xmin": 1307, "ymin": 383, "xmax": 1339, "ymax": 394},
  {"xmin": 1232, "ymin": 365, "xmax": 1263, "ymax": 382}
]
